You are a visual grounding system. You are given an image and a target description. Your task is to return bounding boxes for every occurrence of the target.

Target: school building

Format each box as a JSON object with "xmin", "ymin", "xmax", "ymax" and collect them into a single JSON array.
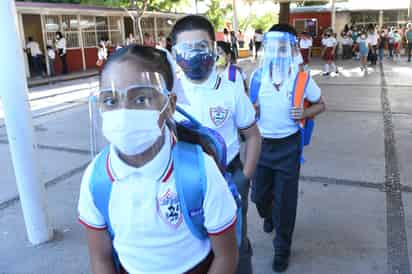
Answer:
[
  {"xmin": 16, "ymin": 1, "xmax": 183, "ymax": 78},
  {"xmin": 290, "ymin": 1, "xmax": 411, "ymax": 47}
]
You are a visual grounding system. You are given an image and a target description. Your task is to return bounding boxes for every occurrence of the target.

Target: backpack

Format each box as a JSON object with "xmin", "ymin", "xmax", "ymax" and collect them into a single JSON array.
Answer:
[
  {"xmin": 88, "ymin": 106, "xmax": 243, "ymax": 272},
  {"xmin": 249, "ymin": 69, "xmax": 316, "ymax": 161}
]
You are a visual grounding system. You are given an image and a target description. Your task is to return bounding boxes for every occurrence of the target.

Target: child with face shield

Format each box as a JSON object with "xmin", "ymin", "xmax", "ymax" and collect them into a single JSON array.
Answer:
[
  {"xmin": 171, "ymin": 15, "xmax": 262, "ymax": 274},
  {"xmin": 249, "ymin": 24, "xmax": 325, "ymax": 272},
  {"xmin": 78, "ymin": 45, "xmax": 239, "ymax": 274}
]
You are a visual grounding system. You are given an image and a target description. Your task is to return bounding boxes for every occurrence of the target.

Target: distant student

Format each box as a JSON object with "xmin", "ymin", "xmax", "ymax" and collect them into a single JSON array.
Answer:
[
  {"xmin": 322, "ymin": 30, "xmax": 338, "ymax": 76},
  {"xmin": 26, "ymin": 37, "xmax": 43, "ymax": 77},
  {"xmin": 358, "ymin": 32, "xmax": 369, "ymax": 73},
  {"xmin": 46, "ymin": 45, "xmax": 56, "ymax": 77},
  {"xmin": 78, "ymin": 45, "xmax": 239, "ymax": 274},
  {"xmin": 299, "ymin": 32, "xmax": 312, "ymax": 70}
]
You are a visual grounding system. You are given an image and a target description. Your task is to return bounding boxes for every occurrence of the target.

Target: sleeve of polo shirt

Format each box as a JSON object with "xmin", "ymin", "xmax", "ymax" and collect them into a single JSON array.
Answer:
[
  {"xmin": 78, "ymin": 162, "xmax": 107, "ymax": 230},
  {"xmin": 234, "ymin": 80, "xmax": 256, "ymax": 129},
  {"xmin": 305, "ymin": 77, "xmax": 322, "ymax": 103},
  {"xmin": 202, "ymin": 154, "xmax": 237, "ymax": 235}
]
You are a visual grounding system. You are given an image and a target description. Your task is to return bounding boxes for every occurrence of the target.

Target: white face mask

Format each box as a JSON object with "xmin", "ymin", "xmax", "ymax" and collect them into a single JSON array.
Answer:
[{"xmin": 102, "ymin": 100, "xmax": 168, "ymax": 156}]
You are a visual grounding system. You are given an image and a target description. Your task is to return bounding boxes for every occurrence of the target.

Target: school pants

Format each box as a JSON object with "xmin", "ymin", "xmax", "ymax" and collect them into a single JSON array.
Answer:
[
  {"xmin": 251, "ymin": 131, "xmax": 301, "ymax": 254},
  {"xmin": 228, "ymin": 155, "xmax": 253, "ymax": 274},
  {"xmin": 408, "ymin": 43, "xmax": 412, "ymax": 62},
  {"xmin": 31, "ymin": 55, "xmax": 43, "ymax": 77}
]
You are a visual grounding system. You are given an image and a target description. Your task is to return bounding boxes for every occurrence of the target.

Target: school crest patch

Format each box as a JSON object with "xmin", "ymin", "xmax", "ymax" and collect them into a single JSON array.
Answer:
[
  {"xmin": 209, "ymin": 106, "xmax": 229, "ymax": 128},
  {"xmin": 157, "ymin": 189, "xmax": 182, "ymax": 228}
]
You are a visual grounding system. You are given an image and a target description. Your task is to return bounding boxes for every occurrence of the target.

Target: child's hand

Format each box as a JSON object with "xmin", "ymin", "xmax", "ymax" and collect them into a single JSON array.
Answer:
[{"xmin": 291, "ymin": 107, "xmax": 305, "ymax": 120}]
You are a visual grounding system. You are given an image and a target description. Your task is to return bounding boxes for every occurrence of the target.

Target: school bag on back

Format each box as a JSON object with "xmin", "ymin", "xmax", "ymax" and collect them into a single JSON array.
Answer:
[
  {"xmin": 249, "ymin": 69, "xmax": 316, "ymax": 159},
  {"xmin": 88, "ymin": 106, "xmax": 243, "ymax": 273}
]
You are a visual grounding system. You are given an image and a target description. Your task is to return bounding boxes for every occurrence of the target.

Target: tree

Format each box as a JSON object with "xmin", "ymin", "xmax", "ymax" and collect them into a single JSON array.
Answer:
[{"xmin": 205, "ymin": 0, "xmax": 232, "ymax": 30}]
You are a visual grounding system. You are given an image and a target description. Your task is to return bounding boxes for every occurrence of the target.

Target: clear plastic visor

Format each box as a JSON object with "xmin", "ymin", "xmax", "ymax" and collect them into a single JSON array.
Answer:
[
  {"xmin": 94, "ymin": 72, "xmax": 168, "ymax": 113},
  {"xmin": 173, "ymin": 39, "xmax": 215, "ymax": 57}
]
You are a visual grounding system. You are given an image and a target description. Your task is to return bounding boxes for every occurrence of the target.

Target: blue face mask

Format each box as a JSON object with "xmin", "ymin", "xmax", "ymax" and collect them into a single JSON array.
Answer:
[{"xmin": 175, "ymin": 49, "xmax": 215, "ymax": 81}]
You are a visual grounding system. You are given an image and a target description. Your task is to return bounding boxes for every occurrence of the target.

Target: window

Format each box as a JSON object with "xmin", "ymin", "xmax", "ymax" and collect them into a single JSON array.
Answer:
[
  {"xmin": 351, "ymin": 11, "xmax": 379, "ymax": 27},
  {"xmin": 80, "ymin": 16, "xmax": 97, "ymax": 48},
  {"xmin": 108, "ymin": 16, "xmax": 122, "ymax": 45},
  {"xmin": 141, "ymin": 17, "xmax": 155, "ymax": 40},
  {"xmin": 294, "ymin": 18, "xmax": 318, "ymax": 37},
  {"xmin": 96, "ymin": 16, "xmax": 109, "ymax": 43},
  {"xmin": 61, "ymin": 15, "xmax": 80, "ymax": 48},
  {"xmin": 44, "ymin": 15, "xmax": 59, "ymax": 45},
  {"xmin": 156, "ymin": 17, "xmax": 175, "ymax": 38}
]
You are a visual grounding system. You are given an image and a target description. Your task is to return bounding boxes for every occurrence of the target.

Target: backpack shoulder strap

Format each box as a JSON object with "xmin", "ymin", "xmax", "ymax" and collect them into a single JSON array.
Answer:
[
  {"xmin": 89, "ymin": 146, "xmax": 115, "ymax": 237},
  {"xmin": 173, "ymin": 141, "xmax": 208, "ymax": 240},
  {"xmin": 249, "ymin": 68, "xmax": 263, "ymax": 104},
  {"xmin": 292, "ymin": 71, "xmax": 310, "ymax": 109},
  {"xmin": 228, "ymin": 64, "xmax": 237, "ymax": 82}
]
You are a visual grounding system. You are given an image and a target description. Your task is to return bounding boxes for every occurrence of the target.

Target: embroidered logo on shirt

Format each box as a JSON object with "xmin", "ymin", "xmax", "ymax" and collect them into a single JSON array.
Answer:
[
  {"xmin": 209, "ymin": 106, "xmax": 229, "ymax": 128},
  {"xmin": 157, "ymin": 189, "xmax": 182, "ymax": 228}
]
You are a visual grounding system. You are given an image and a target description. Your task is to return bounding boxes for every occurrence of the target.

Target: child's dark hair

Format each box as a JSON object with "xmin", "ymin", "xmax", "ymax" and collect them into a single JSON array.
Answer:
[
  {"xmin": 102, "ymin": 45, "xmax": 174, "ymax": 91},
  {"xmin": 217, "ymin": 41, "xmax": 236, "ymax": 64},
  {"xmin": 268, "ymin": 24, "xmax": 297, "ymax": 36},
  {"xmin": 170, "ymin": 15, "xmax": 215, "ymax": 45}
]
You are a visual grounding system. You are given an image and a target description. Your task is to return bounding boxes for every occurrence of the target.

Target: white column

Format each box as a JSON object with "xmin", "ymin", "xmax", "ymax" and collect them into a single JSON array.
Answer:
[
  {"xmin": 78, "ymin": 14, "xmax": 86, "ymax": 71},
  {"xmin": 232, "ymin": 0, "xmax": 239, "ymax": 33},
  {"xmin": 331, "ymin": 0, "xmax": 336, "ymax": 32},
  {"xmin": 0, "ymin": 0, "xmax": 53, "ymax": 245},
  {"xmin": 379, "ymin": 10, "xmax": 384, "ymax": 28}
]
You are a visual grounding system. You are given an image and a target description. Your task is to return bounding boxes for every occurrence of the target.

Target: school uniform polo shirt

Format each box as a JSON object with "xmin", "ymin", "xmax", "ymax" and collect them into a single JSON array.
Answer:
[
  {"xmin": 78, "ymin": 129, "xmax": 237, "ymax": 274},
  {"xmin": 251, "ymin": 71, "xmax": 321, "ymax": 139},
  {"xmin": 176, "ymin": 69, "xmax": 256, "ymax": 164},
  {"xmin": 299, "ymin": 39, "xmax": 312, "ymax": 49},
  {"xmin": 323, "ymin": 37, "xmax": 337, "ymax": 48}
]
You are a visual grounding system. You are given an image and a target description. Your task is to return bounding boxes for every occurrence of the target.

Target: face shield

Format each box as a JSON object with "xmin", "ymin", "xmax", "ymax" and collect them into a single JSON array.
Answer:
[
  {"xmin": 89, "ymin": 72, "xmax": 170, "ymax": 157},
  {"xmin": 260, "ymin": 31, "xmax": 301, "ymax": 86},
  {"xmin": 173, "ymin": 39, "xmax": 216, "ymax": 81}
]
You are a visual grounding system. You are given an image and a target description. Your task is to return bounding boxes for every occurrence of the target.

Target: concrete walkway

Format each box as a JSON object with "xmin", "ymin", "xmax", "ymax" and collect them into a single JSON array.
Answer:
[{"xmin": 1, "ymin": 58, "xmax": 412, "ymax": 274}]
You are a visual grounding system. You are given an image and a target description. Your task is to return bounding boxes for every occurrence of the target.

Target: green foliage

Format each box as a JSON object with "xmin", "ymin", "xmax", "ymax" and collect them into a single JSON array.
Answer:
[
  {"xmin": 249, "ymin": 12, "xmax": 278, "ymax": 32},
  {"xmin": 205, "ymin": 0, "xmax": 232, "ymax": 30}
]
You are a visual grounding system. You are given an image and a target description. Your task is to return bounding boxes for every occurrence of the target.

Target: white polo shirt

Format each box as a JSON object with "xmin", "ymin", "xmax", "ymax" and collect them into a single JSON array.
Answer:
[
  {"xmin": 299, "ymin": 38, "xmax": 312, "ymax": 49},
  {"xmin": 252, "ymin": 71, "xmax": 321, "ymax": 139},
  {"xmin": 26, "ymin": 41, "xmax": 42, "ymax": 57},
  {"xmin": 323, "ymin": 37, "xmax": 337, "ymax": 48},
  {"xmin": 78, "ymin": 129, "xmax": 237, "ymax": 274},
  {"xmin": 176, "ymin": 69, "xmax": 256, "ymax": 164}
]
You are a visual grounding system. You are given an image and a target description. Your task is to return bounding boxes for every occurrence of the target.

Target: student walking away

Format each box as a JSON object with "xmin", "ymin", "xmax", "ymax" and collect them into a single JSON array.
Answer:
[
  {"xmin": 388, "ymin": 27, "xmax": 395, "ymax": 59},
  {"xmin": 171, "ymin": 15, "xmax": 262, "ymax": 274},
  {"xmin": 358, "ymin": 32, "xmax": 369, "ymax": 74},
  {"xmin": 254, "ymin": 29, "xmax": 263, "ymax": 60},
  {"xmin": 46, "ymin": 45, "xmax": 56, "ymax": 77},
  {"xmin": 231, "ymin": 30, "xmax": 239, "ymax": 59},
  {"xmin": 322, "ymin": 30, "xmax": 338, "ymax": 76},
  {"xmin": 406, "ymin": 23, "xmax": 412, "ymax": 62},
  {"xmin": 299, "ymin": 32, "xmax": 312, "ymax": 70},
  {"xmin": 341, "ymin": 33, "xmax": 353, "ymax": 59},
  {"xmin": 96, "ymin": 43, "xmax": 107, "ymax": 73},
  {"xmin": 25, "ymin": 37, "xmax": 44, "ymax": 77},
  {"xmin": 216, "ymin": 41, "xmax": 248, "ymax": 94},
  {"xmin": 378, "ymin": 30, "xmax": 387, "ymax": 63},
  {"xmin": 55, "ymin": 31, "xmax": 68, "ymax": 74},
  {"xmin": 78, "ymin": 45, "xmax": 239, "ymax": 274},
  {"xmin": 224, "ymin": 28, "xmax": 230, "ymax": 43},
  {"xmin": 367, "ymin": 26, "xmax": 378, "ymax": 65},
  {"xmin": 249, "ymin": 24, "xmax": 325, "ymax": 272},
  {"xmin": 393, "ymin": 30, "xmax": 402, "ymax": 62},
  {"xmin": 238, "ymin": 30, "xmax": 245, "ymax": 48}
]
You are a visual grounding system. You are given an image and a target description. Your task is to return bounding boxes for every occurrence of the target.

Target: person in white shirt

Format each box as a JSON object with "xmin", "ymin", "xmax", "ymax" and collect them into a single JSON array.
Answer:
[
  {"xmin": 78, "ymin": 45, "xmax": 239, "ymax": 274},
  {"xmin": 366, "ymin": 26, "xmax": 378, "ymax": 65},
  {"xmin": 171, "ymin": 15, "xmax": 261, "ymax": 274},
  {"xmin": 46, "ymin": 45, "xmax": 56, "ymax": 77},
  {"xmin": 321, "ymin": 30, "xmax": 338, "ymax": 76},
  {"xmin": 250, "ymin": 24, "xmax": 325, "ymax": 272},
  {"xmin": 25, "ymin": 37, "xmax": 44, "ymax": 77},
  {"xmin": 55, "ymin": 31, "xmax": 68, "ymax": 74},
  {"xmin": 299, "ymin": 32, "xmax": 312, "ymax": 70},
  {"xmin": 341, "ymin": 33, "xmax": 353, "ymax": 59},
  {"xmin": 254, "ymin": 29, "xmax": 263, "ymax": 60}
]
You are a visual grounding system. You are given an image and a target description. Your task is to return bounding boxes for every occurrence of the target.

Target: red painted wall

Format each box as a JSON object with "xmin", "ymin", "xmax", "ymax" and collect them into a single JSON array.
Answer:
[
  {"xmin": 289, "ymin": 12, "xmax": 331, "ymax": 47},
  {"xmin": 54, "ymin": 49, "xmax": 83, "ymax": 75},
  {"xmin": 85, "ymin": 47, "xmax": 98, "ymax": 70}
]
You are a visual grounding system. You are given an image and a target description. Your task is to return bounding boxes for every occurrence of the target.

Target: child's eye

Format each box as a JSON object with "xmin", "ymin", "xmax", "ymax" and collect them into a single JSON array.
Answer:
[
  {"xmin": 103, "ymin": 97, "xmax": 117, "ymax": 107},
  {"xmin": 134, "ymin": 96, "xmax": 151, "ymax": 105}
]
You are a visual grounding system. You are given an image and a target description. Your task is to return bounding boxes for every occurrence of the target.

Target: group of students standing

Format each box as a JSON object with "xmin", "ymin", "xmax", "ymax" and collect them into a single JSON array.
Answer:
[
  {"xmin": 25, "ymin": 31, "xmax": 68, "ymax": 78},
  {"xmin": 78, "ymin": 15, "xmax": 325, "ymax": 274}
]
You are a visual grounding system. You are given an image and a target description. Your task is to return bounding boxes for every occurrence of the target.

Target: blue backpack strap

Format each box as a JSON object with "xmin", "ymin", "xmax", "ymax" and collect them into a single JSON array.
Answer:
[
  {"xmin": 228, "ymin": 65, "xmax": 237, "ymax": 82},
  {"xmin": 249, "ymin": 68, "xmax": 263, "ymax": 104},
  {"xmin": 89, "ymin": 146, "xmax": 121, "ymax": 272},
  {"xmin": 173, "ymin": 141, "xmax": 208, "ymax": 240}
]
